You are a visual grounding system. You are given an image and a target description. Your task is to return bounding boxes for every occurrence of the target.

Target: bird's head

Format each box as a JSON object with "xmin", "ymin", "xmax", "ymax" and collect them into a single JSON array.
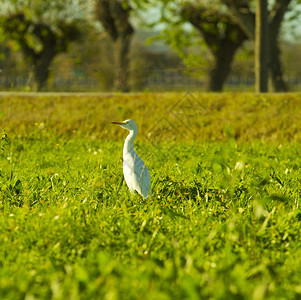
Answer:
[{"xmin": 112, "ymin": 119, "xmax": 138, "ymax": 131}]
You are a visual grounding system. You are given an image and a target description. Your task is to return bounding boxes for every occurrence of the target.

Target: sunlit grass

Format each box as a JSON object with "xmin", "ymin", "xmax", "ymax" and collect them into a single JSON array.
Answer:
[
  {"xmin": 0, "ymin": 93, "xmax": 301, "ymax": 299},
  {"xmin": 1, "ymin": 92, "xmax": 301, "ymax": 141}
]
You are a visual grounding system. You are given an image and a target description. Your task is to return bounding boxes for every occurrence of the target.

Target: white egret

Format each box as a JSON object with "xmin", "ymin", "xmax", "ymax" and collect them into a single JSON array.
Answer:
[{"xmin": 112, "ymin": 119, "xmax": 151, "ymax": 198}]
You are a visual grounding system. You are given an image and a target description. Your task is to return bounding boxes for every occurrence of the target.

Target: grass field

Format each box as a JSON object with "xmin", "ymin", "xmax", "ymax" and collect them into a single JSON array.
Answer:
[{"xmin": 0, "ymin": 92, "xmax": 301, "ymax": 299}]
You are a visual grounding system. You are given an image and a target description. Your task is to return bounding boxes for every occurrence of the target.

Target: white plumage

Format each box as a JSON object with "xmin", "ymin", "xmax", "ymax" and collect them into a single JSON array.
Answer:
[{"xmin": 112, "ymin": 119, "xmax": 151, "ymax": 198}]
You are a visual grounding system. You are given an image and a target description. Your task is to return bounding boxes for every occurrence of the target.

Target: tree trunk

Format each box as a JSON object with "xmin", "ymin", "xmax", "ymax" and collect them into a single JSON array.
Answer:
[
  {"xmin": 208, "ymin": 48, "xmax": 236, "ymax": 91},
  {"xmin": 206, "ymin": 27, "xmax": 247, "ymax": 91},
  {"xmin": 114, "ymin": 33, "xmax": 132, "ymax": 92},
  {"xmin": 95, "ymin": 0, "xmax": 134, "ymax": 92},
  {"xmin": 30, "ymin": 45, "xmax": 56, "ymax": 91},
  {"xmin": 269, "ymin": 41, "xmax": 287, "ymax": 91},
  {"xmin": 33, "ymin": 59, "xmax": 51, "ymax": 91},
  {"xmin": 268, "ymin": 0, "xmax": 291, "ymax": 92},
  {"xmin": 209, "ymin": 65, "xmax": 230, "ymax": 91},
  {"xmin": 255, "ymin": 0, "xmax": 268, "ymax": 92},
  {"xmin": 34, "ymin": 66, "xmax": 49, "ymax": 91}
]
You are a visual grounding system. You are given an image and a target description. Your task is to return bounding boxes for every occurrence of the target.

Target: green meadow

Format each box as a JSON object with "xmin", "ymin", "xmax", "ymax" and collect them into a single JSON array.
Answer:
[{"xmin": 0, "ymin": 92, "xmax": 301, "ymax": 299}]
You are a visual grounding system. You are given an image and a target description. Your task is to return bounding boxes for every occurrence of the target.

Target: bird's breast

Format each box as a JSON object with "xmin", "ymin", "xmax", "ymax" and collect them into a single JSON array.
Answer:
[{"xmin": 123, "ymin": 153, "xmax": 135, "ymax": 169}]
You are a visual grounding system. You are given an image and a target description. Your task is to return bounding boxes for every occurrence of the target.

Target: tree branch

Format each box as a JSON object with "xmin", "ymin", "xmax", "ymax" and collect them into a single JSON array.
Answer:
[{"xmin": 221, "ymin": 0, "xmax": 255, "ymax": 38}]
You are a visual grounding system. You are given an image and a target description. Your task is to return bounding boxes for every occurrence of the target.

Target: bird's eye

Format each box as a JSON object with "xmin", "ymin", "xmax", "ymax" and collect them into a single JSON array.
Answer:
[{"xmin": 125, "ymin": 122, "xmax": 128, "ymax": 124}]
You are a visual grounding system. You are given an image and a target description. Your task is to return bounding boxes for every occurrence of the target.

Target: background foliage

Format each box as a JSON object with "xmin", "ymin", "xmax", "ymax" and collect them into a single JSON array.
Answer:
[{"xmin": 0, "ymin": 0, "xmax": 301, "ymax": 91}]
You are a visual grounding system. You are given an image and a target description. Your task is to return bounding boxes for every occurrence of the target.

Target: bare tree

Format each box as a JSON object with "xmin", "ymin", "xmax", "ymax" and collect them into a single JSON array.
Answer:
[{"xmin": 95, "ymin": 0, "xmax": 134, "ymax": 92}]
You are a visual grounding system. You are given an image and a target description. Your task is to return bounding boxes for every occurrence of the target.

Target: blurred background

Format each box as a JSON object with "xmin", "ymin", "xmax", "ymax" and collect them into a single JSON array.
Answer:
[{"xmin": 0, "ymin": 0, "xmax": 300, "ymax": 93}]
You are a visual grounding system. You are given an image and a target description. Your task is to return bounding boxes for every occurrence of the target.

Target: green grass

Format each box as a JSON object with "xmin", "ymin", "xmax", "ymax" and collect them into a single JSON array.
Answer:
[{"xmin": 0, "ymin": 92, "xmax": 301, "ymax": 299}]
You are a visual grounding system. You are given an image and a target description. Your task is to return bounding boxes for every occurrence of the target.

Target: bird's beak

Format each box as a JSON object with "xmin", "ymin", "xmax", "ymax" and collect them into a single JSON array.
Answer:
[{"xmin": 111, "ymin": 121, "xmax": 124, "ymax": 125}]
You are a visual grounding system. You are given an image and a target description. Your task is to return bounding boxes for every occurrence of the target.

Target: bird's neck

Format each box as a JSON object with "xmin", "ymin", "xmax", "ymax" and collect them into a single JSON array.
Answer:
[{"xmin": 123, "ymin": 130, "xmax": 136, "ymax": 155}]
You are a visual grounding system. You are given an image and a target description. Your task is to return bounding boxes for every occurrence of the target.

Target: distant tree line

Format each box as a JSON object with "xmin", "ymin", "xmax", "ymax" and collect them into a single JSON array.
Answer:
[{"xmin": 0, "ymin": 0, "xmax": 300, "ymax": 92}]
